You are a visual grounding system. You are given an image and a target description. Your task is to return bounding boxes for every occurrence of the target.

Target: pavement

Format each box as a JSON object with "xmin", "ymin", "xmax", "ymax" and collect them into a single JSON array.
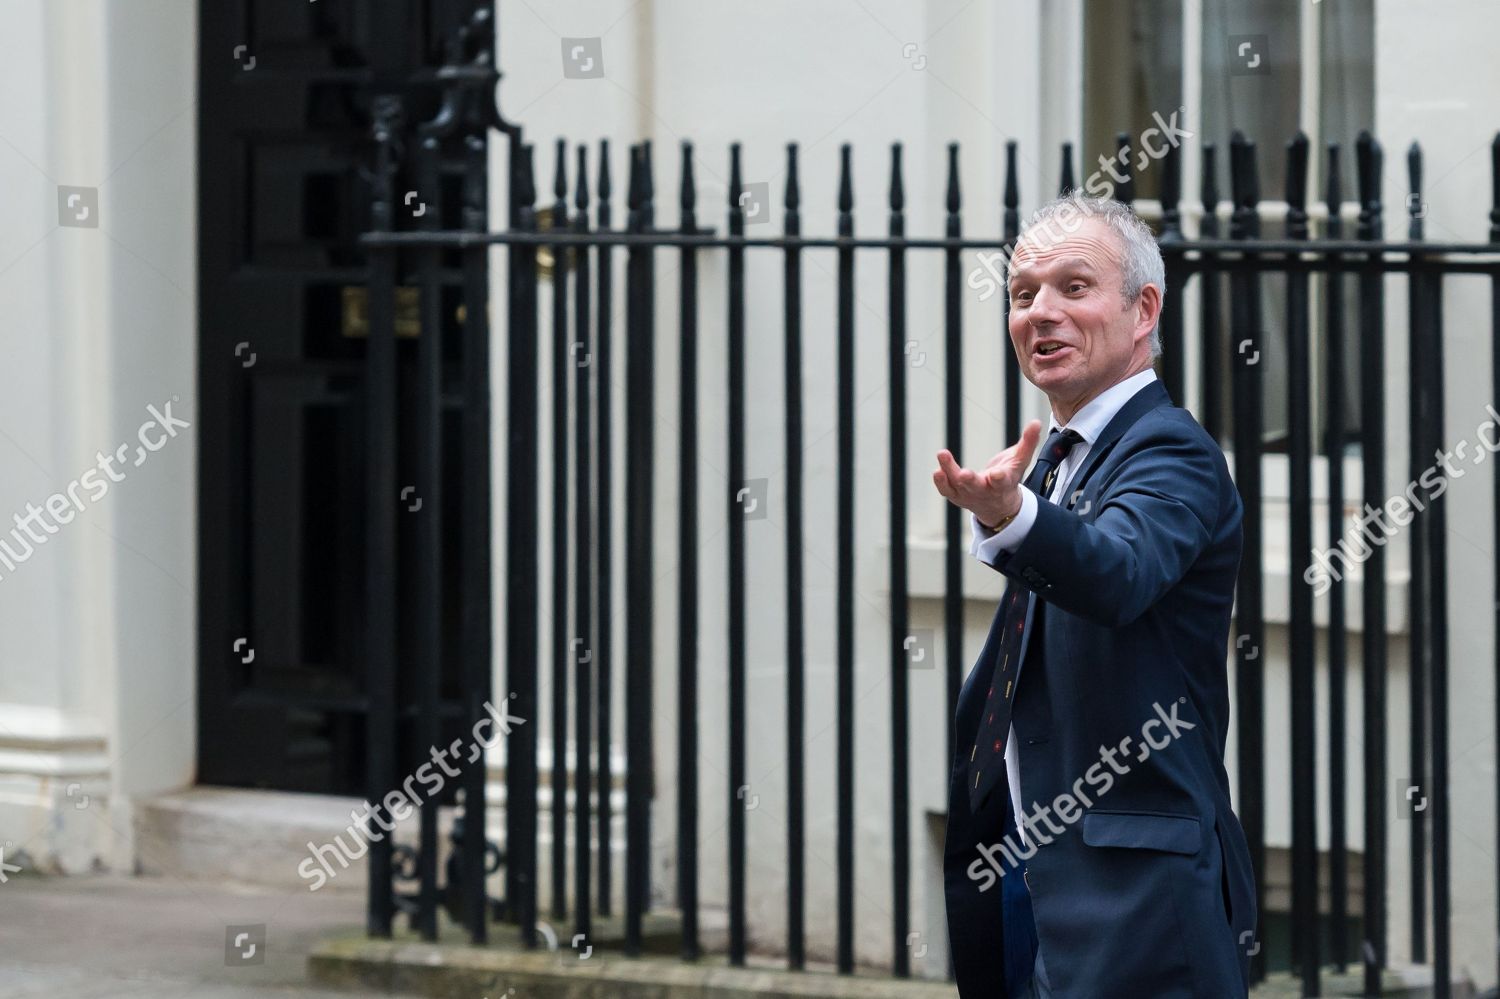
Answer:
[
  {"xmin": 0, "ymin": 873, "xmax": 422, "ymax": 998},
  {"xmin": 0, "ymin": 872, "xmax": 1465, "ymax": 998}
]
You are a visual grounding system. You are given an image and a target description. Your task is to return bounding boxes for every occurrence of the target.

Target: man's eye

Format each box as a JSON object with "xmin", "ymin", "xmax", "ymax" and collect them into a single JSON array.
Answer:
[{"xmin": 1068, "ymin": 283, "xmax": 1086, "ymax": 293}]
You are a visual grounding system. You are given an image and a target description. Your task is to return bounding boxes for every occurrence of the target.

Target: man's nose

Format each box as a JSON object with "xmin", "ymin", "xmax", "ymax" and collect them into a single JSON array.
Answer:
[{"xmin": 1027, "ymin": 285, "xmax": 1066, "ymax": 326}]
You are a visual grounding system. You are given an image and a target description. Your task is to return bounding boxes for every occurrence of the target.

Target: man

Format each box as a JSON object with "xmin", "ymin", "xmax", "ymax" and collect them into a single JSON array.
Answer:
[{"xmin": 932, "ymin": 195, "xmax": 1256, "ymax": 998}]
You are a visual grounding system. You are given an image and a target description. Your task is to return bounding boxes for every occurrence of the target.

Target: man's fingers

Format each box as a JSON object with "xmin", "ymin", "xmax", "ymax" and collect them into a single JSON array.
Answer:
[{"xmin": 934, "ymin": 451, "xmax": 972, "ymax": 503}]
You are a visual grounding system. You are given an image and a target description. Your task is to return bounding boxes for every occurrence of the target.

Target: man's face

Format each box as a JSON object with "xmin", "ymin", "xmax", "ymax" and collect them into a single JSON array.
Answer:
[{"xmin": 1006, "ymin": 217, "xmax": 1158, "ymax": 415}]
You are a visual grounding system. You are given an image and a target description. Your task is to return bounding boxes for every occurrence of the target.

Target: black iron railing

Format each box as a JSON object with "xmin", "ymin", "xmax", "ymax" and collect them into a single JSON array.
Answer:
[{"xmin": 352, "ymin": 12, "xmax": 1500, "ymax": 999}]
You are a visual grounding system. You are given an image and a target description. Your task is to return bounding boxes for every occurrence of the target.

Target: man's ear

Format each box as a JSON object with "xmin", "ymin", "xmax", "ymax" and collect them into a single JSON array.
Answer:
[{"xmin": 1134, "ymin": 282, "xmax": 1163, "ymax": 342}]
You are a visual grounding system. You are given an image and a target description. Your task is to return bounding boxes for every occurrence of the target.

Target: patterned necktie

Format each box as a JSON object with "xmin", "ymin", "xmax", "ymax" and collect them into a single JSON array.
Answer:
[{"xmin": 966, "ymin": 426, "xmax": 1084, "ymax": 814}]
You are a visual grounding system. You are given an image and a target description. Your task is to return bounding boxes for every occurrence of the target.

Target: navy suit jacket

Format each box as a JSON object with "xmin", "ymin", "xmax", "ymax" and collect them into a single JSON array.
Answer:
[{"xmin": 943, "ymin": 377, "xmax": 1256, "ymax": 998}]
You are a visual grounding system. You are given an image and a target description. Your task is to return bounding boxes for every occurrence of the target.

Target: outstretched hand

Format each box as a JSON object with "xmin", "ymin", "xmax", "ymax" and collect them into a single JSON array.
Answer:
[{"xmin": 932, "ymin": 419, "xmax": 1043, "ymax": 527}]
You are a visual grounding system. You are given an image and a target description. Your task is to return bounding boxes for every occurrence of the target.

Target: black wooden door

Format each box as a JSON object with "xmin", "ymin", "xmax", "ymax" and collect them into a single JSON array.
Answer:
[{"xmin": 198, "ymin": 0, "xmax": 479, "ymax": 793}]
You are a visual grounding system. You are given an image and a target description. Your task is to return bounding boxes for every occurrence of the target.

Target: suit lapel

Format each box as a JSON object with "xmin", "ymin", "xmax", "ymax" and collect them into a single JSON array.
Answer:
[{"xmin": 1058, "ymin": 377, "xmax": 1172, "ymax": 506}]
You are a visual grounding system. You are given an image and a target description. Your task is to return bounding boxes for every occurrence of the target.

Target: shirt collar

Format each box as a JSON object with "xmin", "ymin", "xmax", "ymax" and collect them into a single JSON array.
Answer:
[{"xmin": 1049, "ymin": 367, "xmax": 1159, "ymax": 444}]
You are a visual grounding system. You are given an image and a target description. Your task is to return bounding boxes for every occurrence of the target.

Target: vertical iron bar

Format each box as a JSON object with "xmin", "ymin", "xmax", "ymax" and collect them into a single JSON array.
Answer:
[
  {"xmin": 783, "ymin": 143, "xmax": 807, "ymax": 972},
  {"xmin": 1228, "ymin": 130, "xmax": 1268, "ymax": 988},
  {"xmin": 572, "ymin": 143, "xmax": 594, "ymax": 946},
  {"xmin": 1410, "ymin": 140, "xmax": 1450, "ymax": 999},
  {"xmin": 623, "ymin": 142, "xmax": 655, "ymax": 956},
  {"xmin": 1356, "ymin": 130, "xmax": 1389, "ymax": 997},
  {"xmin": 677, "ymin": 140, "xmax": 701, "ymax": 963},
  {"xmin": 1406, "ymin": 141, "xmax": 1430, "ymax": 969},
  {"xmin": 595, "ymin": 140, "xmax": 615, "ymax": 919},
  {"xmin": 413, "ymin": 131, "xmax": 443, "ymax": 943},
  {"xmin": 726, "ymin": 142, "xmax": 748, "ymax": 968},
  {"xmin": 459, "ymin": 128, "xmax": 491, "ymax": 945},
  {"xmin": 365, "ymin": 93, "xmax": 402, "ymax": 941},
  {"xmin": 942, "ymin": 147, "xmax": 964, "ymax": 957},
  {"xmin": 1286, "ymin": 132, "xmax": 1319, "ymax": 998},
  {"xmin": 508, "ymin": 142, "xmax": 541, "ymax": 950},
  {"xmin": 550, "ymin": 139, "xmax": 571, "ymax": 923},
  {"xmin": 888, "ymin": 142, "xmax": 910, "ymax": 979},
  {"xmin": 1158, "ymin": 139, "xmax": 1184, "ymax": 403},
  {"xmin": 1003, "ymin": 141, "xmax": 1021, "ymax": 445},
  {"xmin": 835, "ymin": 142, "xmax": 856, "ymax": 975},
  {"xmin": 1200, "ymin": 145, "xmax": 1223, "ymax": 442},
  {"xmin": 1113, "ymin": 132, "xmax": 1135, "ymax": 207},
  {"xmin": 1324, "ymin": 141, "xmax": 1349, "ymax": 971}
]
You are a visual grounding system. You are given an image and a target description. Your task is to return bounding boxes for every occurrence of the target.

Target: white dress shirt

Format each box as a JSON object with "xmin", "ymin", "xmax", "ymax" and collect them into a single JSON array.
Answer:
[{"xmin": 969, "ymin": 367, "xmax": 1158, "ymax": 843}]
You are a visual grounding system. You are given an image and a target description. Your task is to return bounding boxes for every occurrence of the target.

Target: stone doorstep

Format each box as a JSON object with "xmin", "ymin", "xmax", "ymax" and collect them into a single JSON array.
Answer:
[{"xmin": 311, "ymin": 931, "xmax": 1460, "ymax": 999}]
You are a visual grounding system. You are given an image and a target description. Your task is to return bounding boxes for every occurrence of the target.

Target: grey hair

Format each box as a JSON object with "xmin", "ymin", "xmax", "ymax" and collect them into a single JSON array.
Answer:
[{"xmin": 1008, "ymin": 195, "xmax": 1165, "ymax": 359}]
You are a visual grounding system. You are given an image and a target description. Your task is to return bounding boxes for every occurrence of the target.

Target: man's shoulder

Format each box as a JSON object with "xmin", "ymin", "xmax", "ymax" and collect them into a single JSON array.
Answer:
[
  {"xmin": 1110, "ymin": 403, "xmax": 1239, "ymax": 514},
  {"xmin": 1123, "ymin": 402, "xmax": 1228, "ymax": 463}
]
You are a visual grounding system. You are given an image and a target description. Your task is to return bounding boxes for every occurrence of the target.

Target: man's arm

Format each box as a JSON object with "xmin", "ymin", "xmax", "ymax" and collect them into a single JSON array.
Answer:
[{"xmin": 989, "ymin": 425, "xmax": 1223, "ymax": 628}]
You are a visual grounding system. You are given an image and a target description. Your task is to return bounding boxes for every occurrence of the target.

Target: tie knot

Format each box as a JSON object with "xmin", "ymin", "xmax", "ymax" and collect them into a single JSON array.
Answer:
[{"xmin": 1044, "ymin": 427, "xmax": 1084, "ymax": 464}]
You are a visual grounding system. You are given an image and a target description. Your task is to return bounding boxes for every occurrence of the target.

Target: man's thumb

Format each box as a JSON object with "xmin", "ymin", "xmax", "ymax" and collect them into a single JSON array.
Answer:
[{"xmin": 1014, "ymin": 418, "xmax": 1043, "ymax": 468}]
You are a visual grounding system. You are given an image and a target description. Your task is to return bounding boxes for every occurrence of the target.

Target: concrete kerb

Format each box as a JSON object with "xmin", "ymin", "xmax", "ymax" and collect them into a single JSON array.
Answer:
[{"xmin": 308, "ymin": 934, "xmax": 959, "ymax": 999}]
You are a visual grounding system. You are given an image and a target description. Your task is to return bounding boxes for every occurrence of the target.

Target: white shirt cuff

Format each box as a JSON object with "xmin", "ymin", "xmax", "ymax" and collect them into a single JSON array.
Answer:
[{"xmin": 970, "ymin": 487, "xmax": 1039, "ymax": 565}]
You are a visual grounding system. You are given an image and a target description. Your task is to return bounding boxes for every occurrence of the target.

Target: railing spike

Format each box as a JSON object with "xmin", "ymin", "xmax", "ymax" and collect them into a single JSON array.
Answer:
[
  {"xmin": 1201, "ymin": 142, "xmax": 1219, "ymax": 216},
  {"xmin": 729, "ymin": 142, "xmax": 743, "ymax": 214},
  {"xmin": 1286, "ymin": 132, "xmax": 1310, "ymax": 238},
  {"xmin": 627, "ymin": 143, "xmax": 645, "ymax": 212},
  {"xmin": 1325, "ymin": 142, "xmax": 1342, "ymax": 225},
  {"xmin": 1004, "ymin": 141, "xmax": 1020, "ymax": 239},
  {"xmin": 889, "ymin": 143, "xmax": 904, "ymax": 214},
  {"xmin": 838, "ymin": 144, "xmax": 853, "ymax": 213},
  {"xmin": 1355, "ymin": 131, "xmax": 1379, "ymax": 232},
  {"xmin": 1230, "ymin": 131, "xmax": 1260, "ymax": 210},
  {"xmin": 680, "ymin": 141, "xmax": 696, "ymax": 217},
  {"xmin": 575, "ymin": 144, "xmax": 590, "ymax": 211},
  {"xmin": 518, "ymin": 142, "xmax": 537, "ymax": 209},
  {"xmin": 642, "ymin": 139, "xmax": 654, "ymax": 204},
  {"xmin": 1004, "ymin": 140, "xmax": 1019, "ymax": 209},
  {"xmin": 1114, "ymin": 131, "xmax": 1134, "ymax": 206},
  {"xmin": 1489, "ymin": 133, "xmax": 1500, "ymax": 242},
  {"xmin": 945, "ymin": 142, "xmax": 960, "ymax": 214},
  {"xmin": 598, "ymin": 138, "xmax": 612, "ymax": 201},
  {"xmin": 1407, "ymin": 141, "xmax": 1424, "ymax": 241},
  {"xmin": 784, "ymin": 143, "xmax": 800, "ymax": 213},
  {"xmin": 1160, "ymin": 139, "xmax": 1183, "ymax": 238}
]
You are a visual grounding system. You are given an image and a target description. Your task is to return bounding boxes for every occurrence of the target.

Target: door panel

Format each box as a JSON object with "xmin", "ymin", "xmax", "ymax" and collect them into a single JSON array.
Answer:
[{"xmin": 198, "ymin": 0, "xmax": 480, "ymax": 793}]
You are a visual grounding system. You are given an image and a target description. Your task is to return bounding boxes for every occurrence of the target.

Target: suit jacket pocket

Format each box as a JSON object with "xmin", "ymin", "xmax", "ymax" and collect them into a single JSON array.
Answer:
[{"xmin": 1081, "ymin": 809, "xmax": 1201, "ymax": 855}]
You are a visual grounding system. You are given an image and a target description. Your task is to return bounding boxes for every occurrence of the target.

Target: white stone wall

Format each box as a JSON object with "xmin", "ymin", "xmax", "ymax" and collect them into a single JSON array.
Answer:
[{"xmin": 0, "ymin": 0, "xmax": 197, "ymax": 874}]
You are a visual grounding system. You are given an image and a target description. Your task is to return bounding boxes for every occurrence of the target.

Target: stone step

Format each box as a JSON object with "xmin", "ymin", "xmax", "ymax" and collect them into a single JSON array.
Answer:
[{"xmin": 133, "ymin": 787, "xmax": 382, "ymax": 893}]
